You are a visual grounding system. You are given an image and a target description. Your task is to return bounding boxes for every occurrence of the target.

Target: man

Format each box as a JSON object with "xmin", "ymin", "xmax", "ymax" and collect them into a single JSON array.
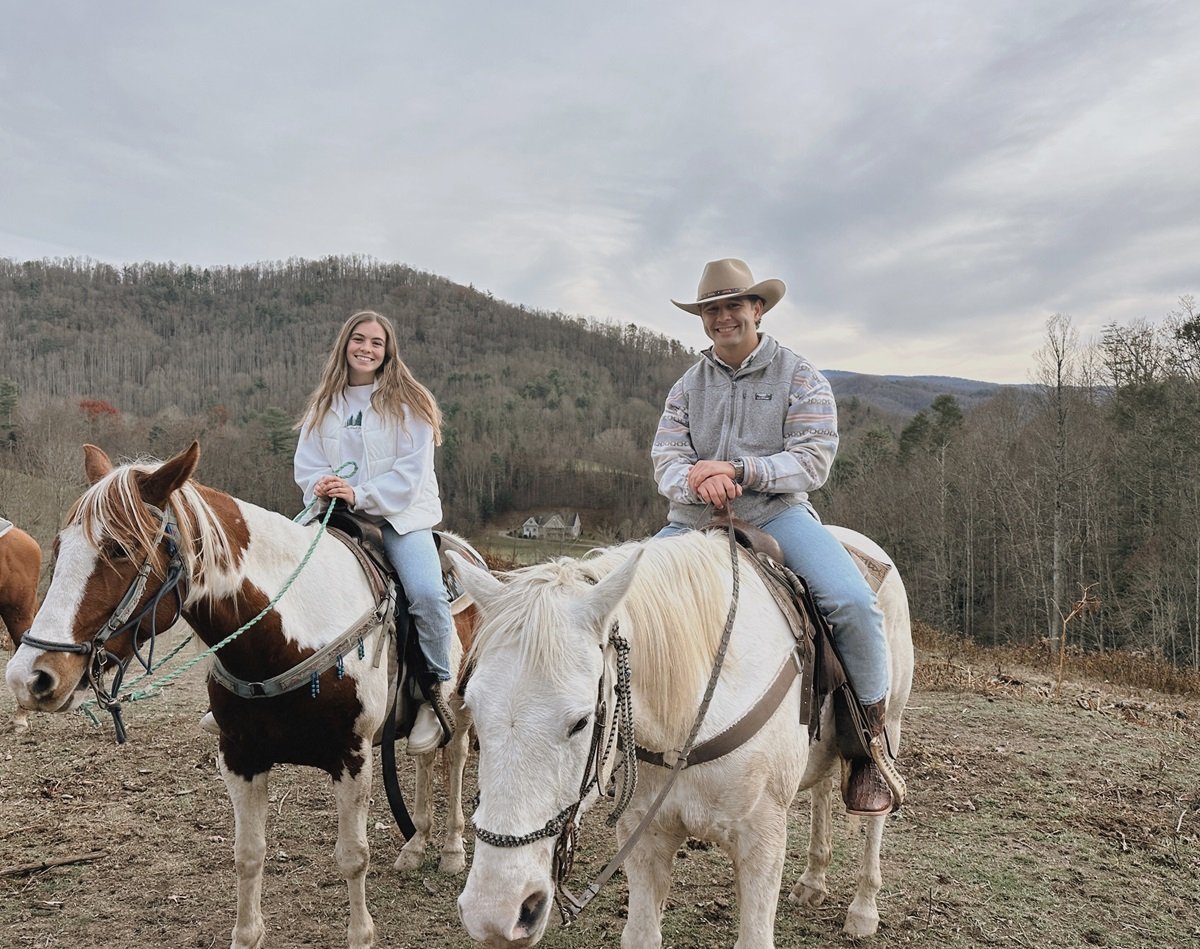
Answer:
[{"xmin": 651, "ymin": 258, "xmax": 900, "ymax": 816}]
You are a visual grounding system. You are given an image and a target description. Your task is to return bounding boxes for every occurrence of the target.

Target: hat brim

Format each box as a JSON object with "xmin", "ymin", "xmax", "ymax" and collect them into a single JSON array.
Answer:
[{"xmin": 672, "ymin": 278, "xmax": 786, "ymax": 315}]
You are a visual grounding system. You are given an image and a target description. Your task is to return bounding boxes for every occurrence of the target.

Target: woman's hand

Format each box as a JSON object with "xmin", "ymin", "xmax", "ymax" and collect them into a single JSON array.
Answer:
[{"xmin": 314, "ymin": 475, "xmax": 356, "ymax": 506}]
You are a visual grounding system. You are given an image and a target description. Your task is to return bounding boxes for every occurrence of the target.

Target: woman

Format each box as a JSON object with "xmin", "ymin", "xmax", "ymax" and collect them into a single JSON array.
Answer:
[{"xmin": 294, "ymin": 309, "xmax": 454, "ymax": 755}]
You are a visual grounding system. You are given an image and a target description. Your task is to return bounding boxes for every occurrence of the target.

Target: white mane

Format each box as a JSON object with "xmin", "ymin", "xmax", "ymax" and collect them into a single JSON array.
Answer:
[
  {"xmin": 69, "ymin": 459, "xmax": 237, "ymax": 604},
  {"xmin": 469, "ymin": 531, "xmax": 737, "ymax": 741}
]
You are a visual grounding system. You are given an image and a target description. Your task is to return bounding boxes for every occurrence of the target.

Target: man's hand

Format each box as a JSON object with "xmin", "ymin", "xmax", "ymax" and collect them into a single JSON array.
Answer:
[
  {"xmin": 687, "ymin": 459, "xmax": 737, "ymax": 492},
  {"xmin": 689, "ymin": 460, "xmax": 742, "ymax": 509}
]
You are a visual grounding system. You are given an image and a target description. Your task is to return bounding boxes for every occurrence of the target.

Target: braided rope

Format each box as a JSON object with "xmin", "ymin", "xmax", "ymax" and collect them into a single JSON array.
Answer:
[{"xmin": 604, "ymin": 631, "xmax": 637, "ymax": 825}]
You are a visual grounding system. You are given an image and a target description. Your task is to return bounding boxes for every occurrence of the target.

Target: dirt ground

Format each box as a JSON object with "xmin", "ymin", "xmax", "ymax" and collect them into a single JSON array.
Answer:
[{"xmin": 2, "ymin": 644, "xmax": 1197, "ymax": 949}]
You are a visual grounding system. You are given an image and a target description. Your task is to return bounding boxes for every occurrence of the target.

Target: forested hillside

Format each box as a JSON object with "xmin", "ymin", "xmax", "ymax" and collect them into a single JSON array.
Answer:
[
  {"xmin": 0, "ymin": 256, "xmax": 695, "ymax": 534},
  {"xmin": 2, "ymin": 258, "xmax": 1198, "ymax": 670}
]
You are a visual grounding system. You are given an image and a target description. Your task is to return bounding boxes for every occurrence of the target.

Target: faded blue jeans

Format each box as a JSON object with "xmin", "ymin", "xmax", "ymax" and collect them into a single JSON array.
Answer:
[
  {"xmin": 655, "ymin": 505, "xmax": 890, "ymax": 704},
  {"xmin": 382, "ymin": 525, "xmax": 453, "ymax": 682}
]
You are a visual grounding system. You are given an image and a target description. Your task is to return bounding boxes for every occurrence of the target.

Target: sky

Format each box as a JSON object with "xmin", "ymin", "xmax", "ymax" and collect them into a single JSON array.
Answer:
[{"xmin": 2, "ymin": 1, "xmax": 1197, "ymax": 384}]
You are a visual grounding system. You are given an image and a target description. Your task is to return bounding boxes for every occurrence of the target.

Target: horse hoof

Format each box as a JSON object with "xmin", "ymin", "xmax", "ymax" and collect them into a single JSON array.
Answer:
[
  {"xmin": 438, "ymin": 851, "xmax": 466, "ymax": 875},
  {"xmin": 843, "ymin": 909, "xmax": 880, "ymax": 938},
  {"xmin": 394, "ymin": 849, "xmax": 423, "ymax": 872},
  {"xmin": 789, "ymin": 882, "xmax": 827, "ymax": 908}
]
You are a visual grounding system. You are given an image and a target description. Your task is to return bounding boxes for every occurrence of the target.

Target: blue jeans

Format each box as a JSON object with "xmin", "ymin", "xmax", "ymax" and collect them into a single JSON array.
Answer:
[
  {"xmin": 655, "ymin": 506, "xmax": 890, "ymax": 704},
  {"xmin": 382, "ymin": 525, "xmax": 453, "ymax": 682}
]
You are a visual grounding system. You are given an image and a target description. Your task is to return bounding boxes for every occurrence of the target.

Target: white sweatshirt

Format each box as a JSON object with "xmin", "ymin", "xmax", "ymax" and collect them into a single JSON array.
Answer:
[{"xmin": 294, "ymin": 383, "xmax": 443, "ymax": 535}]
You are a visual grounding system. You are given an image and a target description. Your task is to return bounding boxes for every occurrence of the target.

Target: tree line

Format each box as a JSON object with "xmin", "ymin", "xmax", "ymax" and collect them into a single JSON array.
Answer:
[
  {"xmin": 819, "ymin": 300, "xmax": 1200, "ymax": 669},
  {"xmin": 2, "ymin": 258, "xmax": 1197, "ymax": 668}
]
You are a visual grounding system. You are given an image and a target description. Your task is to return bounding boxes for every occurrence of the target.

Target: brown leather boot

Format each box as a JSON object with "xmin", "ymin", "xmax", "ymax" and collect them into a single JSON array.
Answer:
[{"xmin": 841, "ymin": 701, "xmax": 902, "ymax": 816}]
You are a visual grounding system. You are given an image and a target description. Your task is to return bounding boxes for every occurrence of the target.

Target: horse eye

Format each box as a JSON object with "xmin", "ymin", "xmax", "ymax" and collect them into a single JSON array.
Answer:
[
  {"xmin": 568, "ymin": 716, "xmax": 590, "ymax": 737},
  {"xmin": 104, "ymin": 540, "xmax": 129, "ymax": 560}
]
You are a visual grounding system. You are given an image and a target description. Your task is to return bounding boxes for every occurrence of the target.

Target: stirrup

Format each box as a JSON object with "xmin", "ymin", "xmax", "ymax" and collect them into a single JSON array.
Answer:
[{"xmin": 869, "ymin": 735, "xmax": 906, "ymax": 809}]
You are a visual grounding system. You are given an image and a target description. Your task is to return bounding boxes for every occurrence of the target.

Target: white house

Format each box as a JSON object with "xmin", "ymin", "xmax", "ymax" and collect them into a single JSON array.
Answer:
[{"xmin": 519, "ymin": 512, "xmax": 582, "ymax": 541}]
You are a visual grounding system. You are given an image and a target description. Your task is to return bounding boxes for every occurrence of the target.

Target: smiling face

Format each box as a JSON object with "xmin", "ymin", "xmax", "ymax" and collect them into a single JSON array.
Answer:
[
  {"xmin": 344, "ymin": 319, "xmax": 387, "ymax": 385},
  {"xmin": 700, "ymin": 295, "xmax": 764, "ymax": 367}
]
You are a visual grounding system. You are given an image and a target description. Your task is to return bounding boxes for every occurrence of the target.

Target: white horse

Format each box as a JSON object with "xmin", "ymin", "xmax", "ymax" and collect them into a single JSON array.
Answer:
[
  {"xmin": 453, "ymin": 528, "xmax": 912, "ymax": 948},
  {"xmin": 5, "ymin": 442, "xmax": 478, "ymax": 949}
]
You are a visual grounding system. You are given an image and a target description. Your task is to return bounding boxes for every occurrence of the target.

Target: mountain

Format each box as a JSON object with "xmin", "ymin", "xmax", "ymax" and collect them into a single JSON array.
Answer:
[{"xmin": 823, "ymin": 369, "xmax": 1018, "ymax": 419}]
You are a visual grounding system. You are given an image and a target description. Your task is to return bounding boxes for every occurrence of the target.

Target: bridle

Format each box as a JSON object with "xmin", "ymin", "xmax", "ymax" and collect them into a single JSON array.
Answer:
[
  {"xmin": 20, "ymin": 502, "xmax": 187, "ymax": 743},
  {"xmin": 472, "ymin": 625, "xmax": 637, "ymax": 905},
  {"xmin": 471, "ymin": 520, "xmax": 743, "ymax": 924}
]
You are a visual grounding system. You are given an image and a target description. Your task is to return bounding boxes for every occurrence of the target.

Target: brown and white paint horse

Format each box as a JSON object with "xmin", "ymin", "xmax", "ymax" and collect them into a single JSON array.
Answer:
[
  {"xmin": 5, "ymin": 442, "xmax": 475, "ymax": 949},
  {"xmin": 0, "ymin": 520, "xmax": 42, "ymax": 730}
]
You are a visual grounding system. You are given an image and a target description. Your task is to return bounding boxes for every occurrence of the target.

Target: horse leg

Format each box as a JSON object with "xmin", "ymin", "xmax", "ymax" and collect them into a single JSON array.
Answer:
[
  {"xmin": 437, "ymin": 708, "xmax": 471, "ymax": 874},
  {"xmin": 728, "ymin": 806, "xmax": 790, "ymax": 949},
  {"xmin": 619, "ymin": 820, "xmax": 686, "ymax": 949},
  {"xmin": 220, "ymin": 766, "xmax": 269, "ymax": 949},
  {"xmin": 788, "ymin": 772, "xmax": 835, "ymax": 908},
  {"xmin": 332, "ymin": 744, "xmax": 376, "ymax": 948},
  {"xmin": 843, "ymin": 812, "xmax": 885, "ymax": 936},
  {"xmin": 395, "ymin": 748, "xmax": 436, "ymax": 871}
]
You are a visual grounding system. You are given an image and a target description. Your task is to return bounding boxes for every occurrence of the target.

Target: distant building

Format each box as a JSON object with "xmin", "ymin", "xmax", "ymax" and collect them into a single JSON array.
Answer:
[{"xmin": 519, "ymin": 512, "xmax": 582, "ymax": 541}]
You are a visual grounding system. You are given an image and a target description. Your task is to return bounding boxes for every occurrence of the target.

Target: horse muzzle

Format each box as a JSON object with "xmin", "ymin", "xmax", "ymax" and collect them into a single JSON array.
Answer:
[
  {"xmin": 457, "ymin": 863, "xmax": 553, "ymax": 947},
  {"xmin": 5, "ymin": 643, "xmax": 89, "ymax": 713}
]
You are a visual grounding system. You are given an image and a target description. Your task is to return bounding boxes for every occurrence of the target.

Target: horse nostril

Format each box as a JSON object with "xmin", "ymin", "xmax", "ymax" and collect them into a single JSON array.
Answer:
[
  {"xmin": 516, "ymin": 889, "xmax": 549, "ymax": 935},
  {"xmin": 31, "ymin": 669, "xmax": 57, "ymax": 699}
]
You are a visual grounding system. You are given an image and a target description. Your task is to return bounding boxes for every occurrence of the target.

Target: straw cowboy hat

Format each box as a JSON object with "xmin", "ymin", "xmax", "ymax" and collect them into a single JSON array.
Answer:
[{"xmin": 672, "ymin": 258, "xmax": 786, "ymax": 315}]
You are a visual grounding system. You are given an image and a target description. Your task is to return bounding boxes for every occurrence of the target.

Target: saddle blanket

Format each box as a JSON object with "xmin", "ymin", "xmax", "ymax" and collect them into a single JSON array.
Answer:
[{"xmin": 0, "ymin": 517, "xmax": 12, "ymax": 539}]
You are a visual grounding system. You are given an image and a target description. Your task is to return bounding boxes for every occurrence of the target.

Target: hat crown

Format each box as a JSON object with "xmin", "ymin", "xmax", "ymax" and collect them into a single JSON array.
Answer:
[
  {"xmin": 671, "ymin": 258, "xmax": 785, "ymax": 315},
  {"xmin": 696, "ymin": 258, "xmax": 756, "ymax": 301}
]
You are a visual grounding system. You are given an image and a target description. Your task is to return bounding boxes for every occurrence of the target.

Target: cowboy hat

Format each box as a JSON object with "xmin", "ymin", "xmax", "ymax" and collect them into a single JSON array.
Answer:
[{"xmin": 671, "ymin": 258, "xmax": 786, "ymax": 315}]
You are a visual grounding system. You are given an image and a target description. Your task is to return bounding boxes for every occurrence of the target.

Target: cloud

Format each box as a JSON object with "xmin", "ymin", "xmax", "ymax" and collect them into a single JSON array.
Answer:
[{"xmin": 2, "ymin": 0, "xmax": 1197, "ymax": 383}]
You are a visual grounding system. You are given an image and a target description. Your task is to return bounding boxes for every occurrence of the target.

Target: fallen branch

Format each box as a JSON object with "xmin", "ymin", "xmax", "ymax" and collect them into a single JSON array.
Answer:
[{"xmin": 0, "ymin": 851, "xmax": 106, "ymax": 877}]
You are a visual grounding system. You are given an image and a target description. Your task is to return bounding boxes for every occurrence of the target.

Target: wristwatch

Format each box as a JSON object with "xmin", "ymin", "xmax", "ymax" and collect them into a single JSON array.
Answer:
[{"xmin": 730, "ymin": 459, "xmax": 745, "ymax": 484}]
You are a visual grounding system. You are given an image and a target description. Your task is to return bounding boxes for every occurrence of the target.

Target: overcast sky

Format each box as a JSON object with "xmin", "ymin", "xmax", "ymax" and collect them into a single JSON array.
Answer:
[{"xmin": 3, "ymin": 1, "xmax": 1197, "ymax": 383}]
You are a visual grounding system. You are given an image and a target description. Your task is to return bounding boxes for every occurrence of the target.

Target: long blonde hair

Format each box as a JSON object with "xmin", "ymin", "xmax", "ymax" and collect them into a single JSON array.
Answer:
[{"xmin": 297, "ymin": 310, "xmax": 443, "ymax": 443}]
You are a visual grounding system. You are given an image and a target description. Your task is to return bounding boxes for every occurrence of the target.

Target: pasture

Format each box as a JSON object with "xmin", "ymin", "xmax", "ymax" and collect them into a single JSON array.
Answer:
[{"xmin": 2, "ymin": 636, "xmax": 1197, "ymax": 948}]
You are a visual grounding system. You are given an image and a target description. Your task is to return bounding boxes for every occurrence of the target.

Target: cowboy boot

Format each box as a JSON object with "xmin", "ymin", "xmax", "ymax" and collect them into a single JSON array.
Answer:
[
  {"xmin": 199, "ymin": 709, "xmax": 220, "ymax": 736},
  {"xmin": 841, "ymin": 701, "xmax": 904, "ymax": 817},
  {"xmin": 406, "ymin": 680, "xmax": 455, "ymax": 756}
]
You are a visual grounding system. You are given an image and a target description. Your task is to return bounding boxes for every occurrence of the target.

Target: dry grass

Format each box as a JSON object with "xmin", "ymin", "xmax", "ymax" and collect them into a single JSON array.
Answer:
[{"xmin": 912, "ymin": 621, "xmax": 1200, "ymax": 695}]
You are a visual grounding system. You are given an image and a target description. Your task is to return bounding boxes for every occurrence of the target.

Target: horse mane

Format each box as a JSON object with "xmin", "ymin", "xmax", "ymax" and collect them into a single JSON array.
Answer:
[
  {"xmin": 470, "ymin": 531, "xmax": 734, "ymax": 741},
  {"xmin": 68, "ymin": 458, "xmax": 236, "ymax": 602}
]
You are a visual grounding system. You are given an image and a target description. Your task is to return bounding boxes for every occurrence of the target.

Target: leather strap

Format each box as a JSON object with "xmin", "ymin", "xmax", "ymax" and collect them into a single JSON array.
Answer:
[
  {"xmin": 209, "ymin": 598, "xmax": 391, "ymax": 699},
  {"xmin": 636, "ymin": 647, "xmax": 802, "ymax": 769}
]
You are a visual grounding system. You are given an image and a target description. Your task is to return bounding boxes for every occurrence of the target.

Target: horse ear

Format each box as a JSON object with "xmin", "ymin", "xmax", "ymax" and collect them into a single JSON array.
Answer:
[
  {"xmin": 138, "ymin": 441, "xmax": 201, "ymax": 507},
  {"xmin": 447, "ymin": 552, "xmax": 504, "ymax": 610},
  {"xmin": 582, "ymin": 546, "xmax": 644, "ymax": 633},
  {"xmin": 83, "ymin": 444, "xmax": 114, "ymax": 484}
]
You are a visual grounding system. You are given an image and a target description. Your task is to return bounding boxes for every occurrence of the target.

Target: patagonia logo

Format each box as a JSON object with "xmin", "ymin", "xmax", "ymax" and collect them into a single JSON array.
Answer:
[{"xmin": 754, "ymin": 393, "xmax": 773, "ymax": 401}]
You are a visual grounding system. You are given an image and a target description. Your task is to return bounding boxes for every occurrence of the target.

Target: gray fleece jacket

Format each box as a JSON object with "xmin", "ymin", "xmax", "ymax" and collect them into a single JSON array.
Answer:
[{"xmin": 651, "ymin": 334, "xmax": 839, "ymax": 529}]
